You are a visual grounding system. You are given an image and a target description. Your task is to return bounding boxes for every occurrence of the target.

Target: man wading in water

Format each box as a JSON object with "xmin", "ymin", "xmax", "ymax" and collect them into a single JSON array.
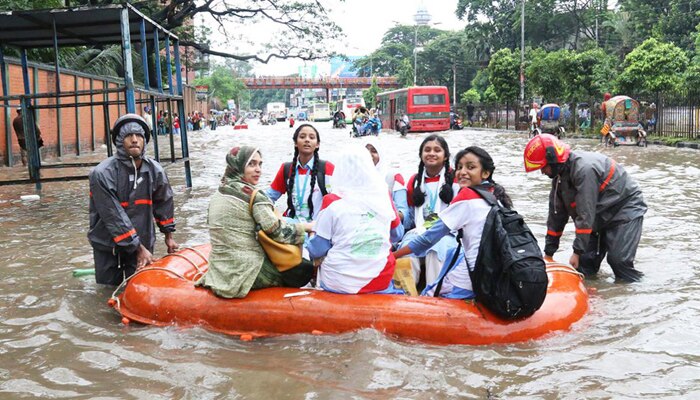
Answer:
[{"xmin": 88, "ymin": 114, "xmax": 179, "ymax": 285}]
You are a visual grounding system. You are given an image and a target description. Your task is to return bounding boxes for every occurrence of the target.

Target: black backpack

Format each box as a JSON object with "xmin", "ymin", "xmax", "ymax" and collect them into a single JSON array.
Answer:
[
  {"xmin": 282, "ymin": 160, "xmax": 328, "ymax": 197},
  {"xmin": 434, "ymin": 186, "xmax": 548, "ymax": 320}
]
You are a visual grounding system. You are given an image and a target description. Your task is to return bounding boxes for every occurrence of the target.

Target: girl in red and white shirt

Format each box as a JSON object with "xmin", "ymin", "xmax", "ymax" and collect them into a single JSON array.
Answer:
[
  {"xmin": 401, "ymin": 135, "xmax": 460, "ymax": 286},
  {"xmin": 266, "ymin": 124, "xmax": 334, "ymax": 222},
  {"xmin": 394, "ymin": 146, "xmax": 514, "ymax": 298}
]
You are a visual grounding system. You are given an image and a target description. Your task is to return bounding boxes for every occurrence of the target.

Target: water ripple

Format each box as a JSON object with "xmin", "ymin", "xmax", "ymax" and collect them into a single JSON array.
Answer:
[{"xmin": 1, "ymin": 123, "xmax": 699, "ymax": 398}]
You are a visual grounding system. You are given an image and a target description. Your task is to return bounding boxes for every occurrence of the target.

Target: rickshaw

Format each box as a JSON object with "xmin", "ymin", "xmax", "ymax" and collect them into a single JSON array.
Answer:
[
  {"xmin": 533, "ymin": 103, "xmax": 565, "ymax": 138},
  {"xmin": 601, "ymin": 95, "xmax": 648, "ymax": 147}
]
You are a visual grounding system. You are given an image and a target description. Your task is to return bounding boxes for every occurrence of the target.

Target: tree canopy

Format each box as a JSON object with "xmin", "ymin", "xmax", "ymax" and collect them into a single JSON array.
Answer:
[{"xmin": 0, "ymin": 0, "xmax": 343, "ymax": 63}]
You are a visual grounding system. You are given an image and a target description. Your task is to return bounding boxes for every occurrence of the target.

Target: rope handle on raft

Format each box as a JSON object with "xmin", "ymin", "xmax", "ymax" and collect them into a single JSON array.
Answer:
[
  {"xmin": 545, "ymin": 263, "xmax": 585, "ymax": 280},
  {"xmin": 109, "ymin": 266, "xmax": 187, "ymax": 311},
  {"xmin": 109, "ymin": 247, "xmax": 209, "ymax": 311},
  {"xmin": 162, "ymin": 246, "xmax": 209, "ymax": 281}
]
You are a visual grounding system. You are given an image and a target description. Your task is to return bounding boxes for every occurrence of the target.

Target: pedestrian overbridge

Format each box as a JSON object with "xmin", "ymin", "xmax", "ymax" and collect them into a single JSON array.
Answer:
[{"xmin": 243, "ymin": 76, "xmax": 400, "ymax": 90}]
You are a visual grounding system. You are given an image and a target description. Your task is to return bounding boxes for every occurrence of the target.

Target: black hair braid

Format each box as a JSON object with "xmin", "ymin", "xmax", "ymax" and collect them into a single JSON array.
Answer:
[
  {"xmin": 286, "ymin": 148, "xmax": 299, "ymax": 219},
  {"xmin": 439, "ymin": 158, "xmax": 455, "ymax": 204},
  {"xmin": 492, "ymin": 181, "xmax": 513, "ymax": 209},
  {"xmin": 307, "ymin": 149, "xmax": 320, "ymax": 218},
  {"xmin": 412, "ymin": 161, "xmax": 426, "ymax": 207}
]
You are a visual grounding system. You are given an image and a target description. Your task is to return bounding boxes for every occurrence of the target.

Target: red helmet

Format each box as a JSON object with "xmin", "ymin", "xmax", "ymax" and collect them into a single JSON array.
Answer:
[{"xmin": 524, "ymin": 134, "xmax": 570, "ymax": 172}]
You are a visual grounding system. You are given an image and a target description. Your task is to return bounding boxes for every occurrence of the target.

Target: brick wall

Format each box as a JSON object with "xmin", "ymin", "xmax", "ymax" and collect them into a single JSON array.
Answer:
[{"xmin": 1, "ymin": 59, "xmax": 196, "ymax": 166}]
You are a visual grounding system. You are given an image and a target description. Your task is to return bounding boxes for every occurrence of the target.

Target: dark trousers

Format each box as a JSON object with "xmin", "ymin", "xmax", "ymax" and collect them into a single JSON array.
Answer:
[
  {"xmin": 93, "ymin": 246, "xmax": 140, "ymax": 285},
  {"xmin": 578, "ymin": 217, "xmax": 644, "ymax": 282}
]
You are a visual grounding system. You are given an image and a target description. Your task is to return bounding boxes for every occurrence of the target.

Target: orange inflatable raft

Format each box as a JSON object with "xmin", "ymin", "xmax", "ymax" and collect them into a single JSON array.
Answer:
[{"xmin": 109, "ymin": 244, "xmax": 588, "ymax": 345}]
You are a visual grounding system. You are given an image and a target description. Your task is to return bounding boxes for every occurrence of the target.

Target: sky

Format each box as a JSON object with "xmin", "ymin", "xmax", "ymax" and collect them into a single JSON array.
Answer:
[{"xmin": 202, "ymin": 0, "xmax": 467, "ymax": 76}]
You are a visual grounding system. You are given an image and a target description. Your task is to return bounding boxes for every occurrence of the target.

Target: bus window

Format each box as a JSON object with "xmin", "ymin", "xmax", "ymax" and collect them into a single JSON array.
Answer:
[{"xmin": 413, "ymin": 94, "xmax": 446, "ymax": 105}]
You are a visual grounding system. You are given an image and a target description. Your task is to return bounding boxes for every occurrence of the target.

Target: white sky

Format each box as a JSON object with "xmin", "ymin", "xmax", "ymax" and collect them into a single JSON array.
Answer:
[{"xmin": 202, "ymin": 0, "xmax": 466, "ymax": 76}]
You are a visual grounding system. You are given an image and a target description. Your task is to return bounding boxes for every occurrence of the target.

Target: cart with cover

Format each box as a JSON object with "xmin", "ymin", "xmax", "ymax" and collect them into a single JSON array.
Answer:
[{"xmin": 601, "ymin": 95, "xmax": 647, "ymax": 147}]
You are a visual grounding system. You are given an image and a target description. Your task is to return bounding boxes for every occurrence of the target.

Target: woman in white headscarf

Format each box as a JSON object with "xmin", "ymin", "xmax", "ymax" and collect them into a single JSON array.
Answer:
[{"xmin": 307, "ymin": 146, "xmax": 404, "ymax": 294}]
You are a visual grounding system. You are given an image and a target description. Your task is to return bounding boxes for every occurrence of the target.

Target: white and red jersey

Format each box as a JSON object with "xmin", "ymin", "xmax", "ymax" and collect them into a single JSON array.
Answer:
[
  {"xmin": 406, "ymin": 171, "xmax": 460, "ymax": 231},
  {"xmin": 268, "ymin": 158, "xmax": 334, "ymax": 221},
  {"xmin": 437, "ymin": 187, "xmax": 492, "ymax": 291},
  {"xmin": 314, "ymin": 194, "xmax": 401, "ymax": 294}
]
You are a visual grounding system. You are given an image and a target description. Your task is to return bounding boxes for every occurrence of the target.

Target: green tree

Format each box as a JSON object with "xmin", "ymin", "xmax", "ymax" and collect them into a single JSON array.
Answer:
[
  {"xmin": 363, "ymin": 77, "xmax": 381, "ymax": 109},
  {"xmin": 471, "ymin": 69, "xmax": 491, "ymax": 94},
  {"xmin": 354, "ymin": 25, "xmax": 444, "ymax": 78},
  {"xmin": 461, "ymin": 88, "xmax": 481, "ymax": 104},
  {"xmin": 570, "ymin": 48, "xmax": 618, "ymax": 100},
  {"xmin": 487, "ymin": 48, "xmax": 520, "ymax": 102},
  {"xmin": 526, "ymin": 49, "xmax": 575, "ymax": 102},
  {"xmin": 482, "ymin": 85, "xmax": 498, "ymax": 103},
  {"xmin": 194, "ymin": 66, "xmax": 248, "ymax": 110},
  {"xmin": 249, "ymin": 89, "xmax": 286, "ymax": 111},
  {"xmin": 420, "ymin": 31, "xmax": 475, "ymax": 99},
  {"xmin": 1, "ymin": 0, "xmax": 343, "ymax": 64},
  {"xmin": 397, "ymin": 59, "xmax": 414, "ymax": 88},
  {"xmin": 616, "ymin": 38, "xmax": 688, "ymax": 95},
  {"xmin": 455, "ymin": 0, "xmax": 599, "ymax": 51},
  {"xmin": 619, "ymin": 0, "xmax": 700, "ymax": 52}
]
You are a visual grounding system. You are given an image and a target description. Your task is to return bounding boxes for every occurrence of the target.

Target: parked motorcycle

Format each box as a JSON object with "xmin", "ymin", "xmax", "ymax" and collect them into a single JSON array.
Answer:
[{"xmin": 450, "ymin": 115, "xmax": 463, "ymax": 130}]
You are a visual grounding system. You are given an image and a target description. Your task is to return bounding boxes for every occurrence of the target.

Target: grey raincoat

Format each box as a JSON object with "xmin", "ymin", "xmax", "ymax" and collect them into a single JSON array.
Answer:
[
  {"xmin": 88, "ymin": 118, "xmax": 175, "ymax": 255},
  {"xmin": 544, "ymin": 151, "xmax": 647, "ymax": 256}
]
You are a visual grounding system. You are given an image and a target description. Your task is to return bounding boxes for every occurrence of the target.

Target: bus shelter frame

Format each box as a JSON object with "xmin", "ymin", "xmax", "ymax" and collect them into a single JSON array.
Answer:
[{"xmin": 0, "ymin": 4, "xmax": 192, "ymax": 190}]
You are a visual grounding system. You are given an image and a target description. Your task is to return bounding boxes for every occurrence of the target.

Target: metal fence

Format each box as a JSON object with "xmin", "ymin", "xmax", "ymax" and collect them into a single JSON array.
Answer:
[
  {"xmin": 457, "ymin": 92, "xmax": 698, "ymax": 141},
  {"xmin": 655, "ymin": 91, "xmax": 700, "ymax": 140}
]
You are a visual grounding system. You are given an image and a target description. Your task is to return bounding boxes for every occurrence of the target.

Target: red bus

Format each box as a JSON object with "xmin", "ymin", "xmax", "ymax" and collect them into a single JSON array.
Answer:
[{"xmin": 376, "ymin": 86, "xmax": 450, "ymax": 132}]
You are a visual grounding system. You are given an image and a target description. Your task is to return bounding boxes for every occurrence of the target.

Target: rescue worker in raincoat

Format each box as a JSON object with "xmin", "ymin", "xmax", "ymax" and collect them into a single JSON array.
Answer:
[
  {"xmin": 523, "ymin": 134, "xmax": 646, "ymax": 282},
  {"xmin": 88, "ymin": 114, "xmax": 179, "ymax": 285}
]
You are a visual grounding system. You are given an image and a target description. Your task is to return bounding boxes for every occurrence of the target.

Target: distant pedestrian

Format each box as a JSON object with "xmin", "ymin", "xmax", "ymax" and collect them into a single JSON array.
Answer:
[
  {"xmin": 529, "ymin": 103, "xmax": 539, "ymax": 131},
  {"xmin": 142, "ymin": 106, "xmax": 153, "ymax": 132},
  {"xmin": 466, "ymin": 101, "xmax": 475, "ymax": 125},
  {"xmin": 173, "ymin": 113, "xmax": 181, "ymax": 135},
  {"xmin": 12, "ymin": 107, "xmax": 44, "ymax": 166}
]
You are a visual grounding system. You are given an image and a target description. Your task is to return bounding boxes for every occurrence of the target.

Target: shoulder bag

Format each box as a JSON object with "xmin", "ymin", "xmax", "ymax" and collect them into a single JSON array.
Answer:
[{"xmin": 248, "ymin": 188, "xmax": 303, "ymax": 272}]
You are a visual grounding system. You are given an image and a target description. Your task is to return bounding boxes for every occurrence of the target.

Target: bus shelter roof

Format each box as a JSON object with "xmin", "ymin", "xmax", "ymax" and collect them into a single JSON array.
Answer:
[{"xmin": 0, "ymin": 3, "xmax": 177, "ymax": 49}]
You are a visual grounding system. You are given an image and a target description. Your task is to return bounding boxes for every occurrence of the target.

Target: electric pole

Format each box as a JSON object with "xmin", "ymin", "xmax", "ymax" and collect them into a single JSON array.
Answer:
[{"xmin": 520, "ymin": 0, "xmax": 525, "ymax": 106}]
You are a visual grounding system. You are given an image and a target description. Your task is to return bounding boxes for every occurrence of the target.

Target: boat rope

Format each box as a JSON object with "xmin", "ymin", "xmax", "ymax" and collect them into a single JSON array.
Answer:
[
  {"xmin": 109, "ymin": 266, "xmax": 188, "ymax": 311},
  {"xmin": 162, "ymin": 253, "xmax": 205, "ymax": 276},
  {"xmin": 545, "ymin": 264, "xmax": 585, "ymax": 280},
  {"xmin": 180, "ymin": 246, "xmax": 209, "ymax": 264}
]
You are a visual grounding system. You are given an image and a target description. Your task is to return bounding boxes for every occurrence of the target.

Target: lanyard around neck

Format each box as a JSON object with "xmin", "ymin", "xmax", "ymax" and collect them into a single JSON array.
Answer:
[
  {"xmin": 295, "ymin": 168, "xmax": 311, "ymax": 213},
  {"xmin": 424, "ymin": 181, "xmax": 439, "ymax": 213}
]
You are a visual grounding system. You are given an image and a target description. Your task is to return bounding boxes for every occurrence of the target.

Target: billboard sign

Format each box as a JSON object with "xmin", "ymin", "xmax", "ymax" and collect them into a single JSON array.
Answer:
[
  {"xmin": 195, "ymin": 85, "xmax": 208, "ymax": 101},
  {"xmin": 330, "ymin": 56, "xmax": 361, "ymax": 78}
]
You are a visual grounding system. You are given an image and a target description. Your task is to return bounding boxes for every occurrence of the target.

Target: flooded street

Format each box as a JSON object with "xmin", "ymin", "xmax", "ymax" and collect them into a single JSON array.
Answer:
[{"xmin": 1, "ymin": 122, "xmax": 699, "ymax": 398}]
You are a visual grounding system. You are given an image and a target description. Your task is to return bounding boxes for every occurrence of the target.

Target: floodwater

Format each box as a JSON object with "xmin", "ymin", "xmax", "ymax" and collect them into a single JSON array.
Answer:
[{"xmin": 1, "ymin": 122, "xmax": 699, "ymax": 399}]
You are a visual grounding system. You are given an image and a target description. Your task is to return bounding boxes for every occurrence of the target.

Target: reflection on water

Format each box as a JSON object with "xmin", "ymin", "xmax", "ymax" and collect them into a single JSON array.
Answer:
[{"xmin": 1, "ymin": 124, "xmax": 699, "ymax": 398}]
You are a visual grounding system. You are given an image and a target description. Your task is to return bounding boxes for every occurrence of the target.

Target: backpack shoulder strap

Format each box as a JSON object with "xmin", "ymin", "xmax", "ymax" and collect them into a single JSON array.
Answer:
[
  {"xmin": 316, "ymin": 160, "xmax": 328, "ymax": 196},
  {"xmin": 282, "ymin": 162, "xmax": 292, "ymax": 185},
  {"xmin": 433, "ymin": 229, "xmax": 463, "ymax": 297},
  {"xmin": 471, "ymin": 186, "xmax": 498, "ymax": 207}
]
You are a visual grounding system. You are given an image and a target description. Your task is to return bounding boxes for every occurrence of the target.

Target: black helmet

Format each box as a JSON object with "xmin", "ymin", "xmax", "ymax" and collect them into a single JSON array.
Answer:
[{"xmin": 111, "ymin": 113, "xmax": 151, "ymax": 146}]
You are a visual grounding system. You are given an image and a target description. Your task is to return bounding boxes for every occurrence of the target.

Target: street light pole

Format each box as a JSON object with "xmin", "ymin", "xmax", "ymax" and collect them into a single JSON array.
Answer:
[
  {"xmin": 453, "ymin": 61, "xmax": 457, "ymax": 107},
  {"xmin": 520, "ymin": 0, "xmax": 525, "ymax": 106},
  {"xmin": 413, "ymin": 26, "xmax": 418, "ymax": 86},
  {"xmin": 413, "ymin": 4, "xmax": 432, "ymax": 87}
]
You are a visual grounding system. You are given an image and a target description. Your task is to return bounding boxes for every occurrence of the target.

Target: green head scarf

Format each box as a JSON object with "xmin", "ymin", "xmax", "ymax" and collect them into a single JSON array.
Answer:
[{"xmin": 218, "ymin": 146, "xmax": 261, "ymax": 202}]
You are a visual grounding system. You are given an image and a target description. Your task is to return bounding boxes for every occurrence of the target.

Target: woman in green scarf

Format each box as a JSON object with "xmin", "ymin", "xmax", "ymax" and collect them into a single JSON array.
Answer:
[{"xmin": 196, "ymin": 146, "xmax": 314, "ymax": 298}]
